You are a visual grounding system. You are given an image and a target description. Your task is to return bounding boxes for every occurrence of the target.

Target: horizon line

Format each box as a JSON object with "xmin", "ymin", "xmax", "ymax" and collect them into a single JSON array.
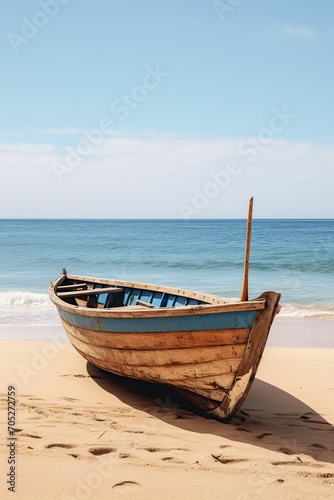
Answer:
[{"xmin": 1, "ymin": 217, "xmax": 333, "ymax": 221}]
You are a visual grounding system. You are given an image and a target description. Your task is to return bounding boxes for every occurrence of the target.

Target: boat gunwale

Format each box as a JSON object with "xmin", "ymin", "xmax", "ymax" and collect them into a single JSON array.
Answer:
[{"xmin": 49, "ymin": 273, "xmax": 267, "ymax": 318}]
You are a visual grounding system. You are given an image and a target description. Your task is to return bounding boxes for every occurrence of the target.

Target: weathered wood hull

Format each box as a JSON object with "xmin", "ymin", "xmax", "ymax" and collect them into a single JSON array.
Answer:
[{"xmin": 49, "ymin": 272, "xmax": 280, "ymax": 420}]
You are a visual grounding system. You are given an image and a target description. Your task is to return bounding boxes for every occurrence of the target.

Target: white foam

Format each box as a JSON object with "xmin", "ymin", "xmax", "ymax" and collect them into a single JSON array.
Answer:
[
  {"xmin": 280, "ymin": 303, "xmax": 334, "ymax": 320},
  {"xmin": 0, "ymin": 290, "xmax": 50, "ymax": 306},
  {"xmin": 0, "ymin": 291, "xmax": 58, "ymax": 325}
]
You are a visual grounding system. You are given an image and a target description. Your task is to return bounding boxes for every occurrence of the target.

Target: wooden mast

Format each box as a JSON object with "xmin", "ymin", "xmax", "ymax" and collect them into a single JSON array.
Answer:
[{"xmin": 240, "ymin": 197, "xmax": 253, "ymax": 302}]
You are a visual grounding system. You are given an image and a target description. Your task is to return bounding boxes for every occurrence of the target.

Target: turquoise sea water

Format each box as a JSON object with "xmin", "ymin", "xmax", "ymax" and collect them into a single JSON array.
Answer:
[{"xmin": 0, "ymin": 219, "xmax": 333, "ymax": 325}]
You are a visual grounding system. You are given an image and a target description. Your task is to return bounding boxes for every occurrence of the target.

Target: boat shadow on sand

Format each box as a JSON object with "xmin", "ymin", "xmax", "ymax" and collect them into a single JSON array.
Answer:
[{"xmin": 86, "ymin": 362, "xmax": 334, "ymax": 466}]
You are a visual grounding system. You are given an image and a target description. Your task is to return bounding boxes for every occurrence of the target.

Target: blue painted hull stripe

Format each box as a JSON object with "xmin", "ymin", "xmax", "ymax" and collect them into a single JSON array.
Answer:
[{"xmin": 57, "ymin": 308, "xmax": 257, "ymax": 333}]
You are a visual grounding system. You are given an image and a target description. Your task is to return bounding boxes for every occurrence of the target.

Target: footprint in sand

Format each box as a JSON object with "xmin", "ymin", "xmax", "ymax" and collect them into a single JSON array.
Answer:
[
  {"xmin": 112, "ymin": 481, "xmax": 141, "ymax": 491},
  {"xmin": 125, "ymin": 429, "xmax": 145, "ymax": 434},
  {"xmin": 143, "ymin": 447, "xmax": 162, "ymax": 453},
  {"xmin": 211, "ymin": 454, "xmax": 247, "ymax": 464},
  {"xmin": 45, "ymin": 443, "xmax": 75, "ymax": 449},
  {"xmin": 279, "ymin": 447, "xmax": 294, "ymax": 455},
  {"xmin": 161, "ymin": 457, "xmax": 185, "ymax": 464},
  {"xmin": 255, "ymin": 432, "xmax": 273, "ymax": 440},
  {"xmin": 21, "ymin": 433, "xmax": 42, "ymax": 439},
  {"xmin": 143, "ymin": 447, "xmax": 189, "ymax": 453},
  {"xmin": 88, "ymin": 447, "xmax": 116, "ymax": 456},
  {"xmin": 309, "ymin": 443, "xmax": 327, "ymax": 450}
]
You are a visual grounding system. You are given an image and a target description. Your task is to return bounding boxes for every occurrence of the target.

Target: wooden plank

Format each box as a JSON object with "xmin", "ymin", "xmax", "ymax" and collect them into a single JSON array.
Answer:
[
  {"xmin": 74, "ymin": 346, "xmax": 242, "ymax": 381},
  {"xmin": 57, "ymin": 283, "xmax": 88, "ymax": 292},
  {"xmin": 74, "ymin": 298, "xmax": 87, "ymax": 307},
  {"xmin": 58, "ymin": 287, "xmax": 123, "ymax": 298},
  {"xmin": 137, "ymin": 299, "xmax": 154, "ymax": 308},
  {"xmin": 172, "ymin": 385, "xmax": 228, "ymax": 402},
  {"xmin": 66, "ymin": 334, "xmax": 247, "ymax": 367},
  {"xmin": 61, "ymin": 319, "xmax": 250, "ymax": 349},
  {"xmin": 57, "ymin": 299, "xmax": 265, "ymax": 319},
  {"xmin": 75, "ymin": 341, "xmax": 232, "ymax": 406},
  {"xmin": 171, "ymin": 372, "xmax": 236, "ymax": 391}
]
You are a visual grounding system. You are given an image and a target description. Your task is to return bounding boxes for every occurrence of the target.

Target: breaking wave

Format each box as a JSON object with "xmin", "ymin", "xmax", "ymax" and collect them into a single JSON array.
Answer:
[
  {"xmin": 0, "ymin": 291, "xmax": 58, "ymax": 326},
  {"xmin": 0, "ymin": 291, "xmax": 50, "ymax": 306},
  {"xmin": 280, "ymin": 303, "xmax": 334, "ymax": 320}
]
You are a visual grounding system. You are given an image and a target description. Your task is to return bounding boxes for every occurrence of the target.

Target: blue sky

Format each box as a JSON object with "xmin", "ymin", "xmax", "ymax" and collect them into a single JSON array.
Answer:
[{"xmin": 1, "ymin": 0, "xmax": 333, "ymax": 218}]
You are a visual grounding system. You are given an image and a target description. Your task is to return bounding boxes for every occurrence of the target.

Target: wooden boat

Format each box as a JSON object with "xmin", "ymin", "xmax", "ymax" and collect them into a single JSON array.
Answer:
[{"xmin": 49, "ymin": 199, "xmax": 281, "ymax": 420}]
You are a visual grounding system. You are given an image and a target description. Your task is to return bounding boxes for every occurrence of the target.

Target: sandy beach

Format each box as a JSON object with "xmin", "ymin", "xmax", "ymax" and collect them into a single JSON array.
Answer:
[{"xmin": 1, "ymin": 323, "xmax": 334, "ymax": 499}]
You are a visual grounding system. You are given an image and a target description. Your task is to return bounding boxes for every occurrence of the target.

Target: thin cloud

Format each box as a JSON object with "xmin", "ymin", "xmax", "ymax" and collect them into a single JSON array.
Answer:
[
  {"xmin": 0, "ymin": 134, "xmax": 333, "ymax": 218},
  {"xmin": 19, "ymin": 127, "xmax": 83, "ymax": 136},
  {"xmin": 0, "ymin": 142, "xmax": 56, "ymax": 170},
  {"xmin": 43, "ymin": 128, "xmax": 83, "ymax": 135},
  {"xmin": 282, "ymin": 25, "xmax": 315, "ymax": 39}
]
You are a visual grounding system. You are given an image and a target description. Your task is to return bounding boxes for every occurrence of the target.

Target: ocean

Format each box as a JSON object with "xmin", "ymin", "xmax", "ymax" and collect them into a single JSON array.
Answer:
[{"xmin": 0, "ymin": 219, "xmax": 333, "ymax": 327}]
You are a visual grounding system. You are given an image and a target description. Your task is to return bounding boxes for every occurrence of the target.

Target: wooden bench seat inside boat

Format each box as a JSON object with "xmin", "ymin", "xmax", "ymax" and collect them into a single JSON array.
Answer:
[
  {"xmin": 112, "ymin": 305, "xmax": 152, "ymax": 311},
  {"xmin": 58, "ymin": 287, "xmax": 123, "ymax": 298},
  {"xmin": 57, "ymin": 283, "xmax": 88, "ymax": 292},
  {"xmin": 136, "ymin": 299, "xmax": 154, "ymax": 308}
]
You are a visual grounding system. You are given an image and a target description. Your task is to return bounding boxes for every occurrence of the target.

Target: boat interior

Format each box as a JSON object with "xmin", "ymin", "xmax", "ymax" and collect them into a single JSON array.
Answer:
[{"xmin": 56, "ymin": 278, "xmax": 210, "ymax": 310}]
